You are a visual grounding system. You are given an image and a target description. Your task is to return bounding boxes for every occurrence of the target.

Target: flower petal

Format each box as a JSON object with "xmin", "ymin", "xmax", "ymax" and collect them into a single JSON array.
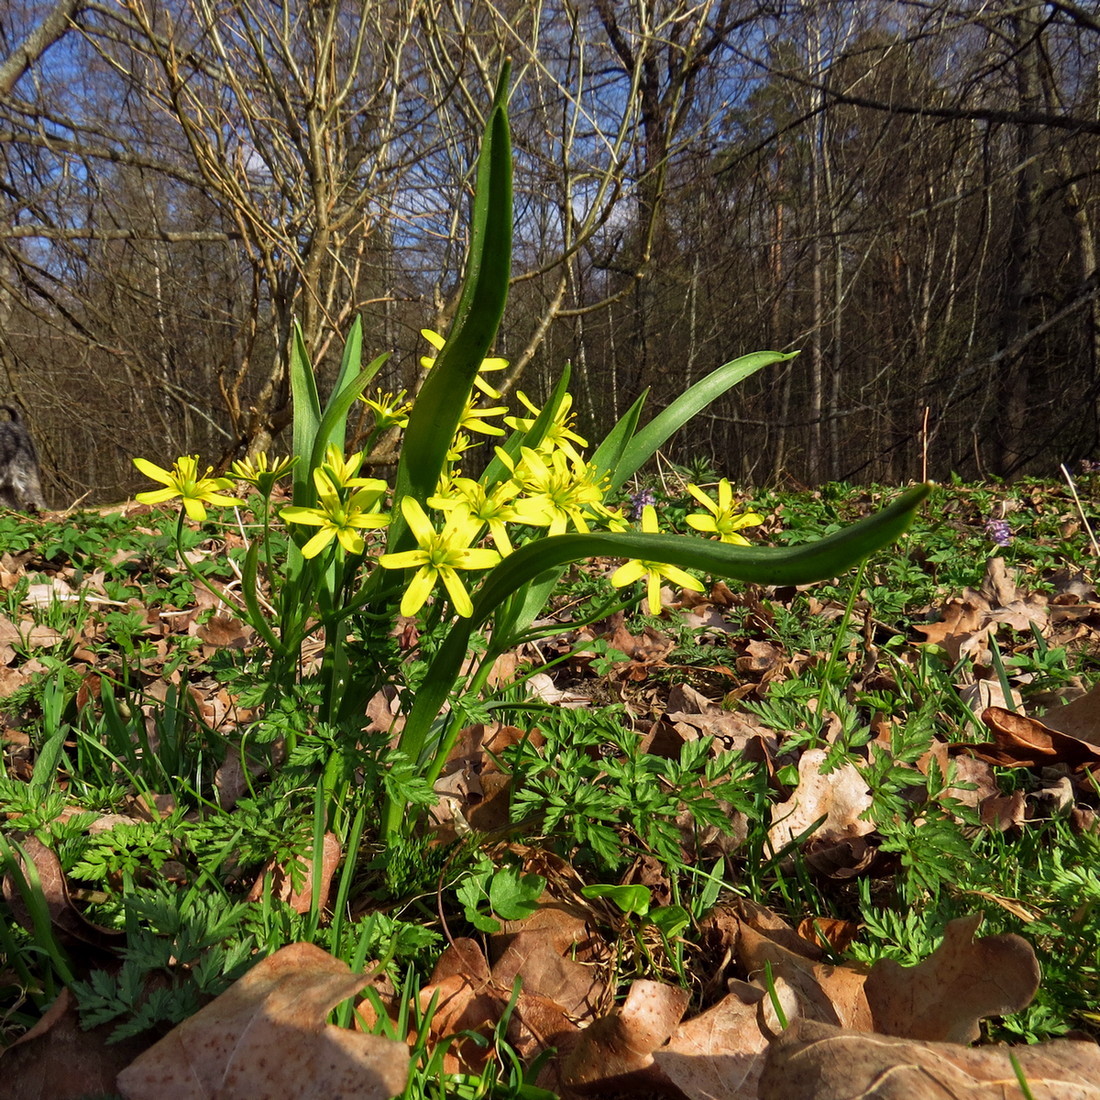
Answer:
[
  {"xmin": 281, "ymin": 506, "xmax": 328, "ymax": 526},
  {"xmin": 335, "ymin": 527, "xmax": 366, "ymax": 555},
  {"xmin": 661, "ymin": 565, "xmax": 706, "ymax": 591},
  {"xmin": 610, "ymin": 560, "xmax": 647, "ymax": 587},
  {"xmin": 133, "ymin": 457, "xmax": 175, "ymax": 485},
  {"xmin": 686, "ymin": 515, "xmax": 717, "ymax": 533},
  {"xmin": 182, "ymin": 497, "xmax": 208, "ymax": 522},
  {"xmin": 135, "ymin": 487, "xmax": 180, "ymax": 506},
  {"xmin": 302, "ymin": 527, "xmax": 336, "ymax": 558},
  {"xmin": 378, "ymin": 549, "xmax": 427, "ymax": 570},
  {"xmin": 454, "ymin": 547, "xmax": 501, "ymax": 570},
  {"xmin": 646, "ymin": 573, "xmax": 663, "ymax": 615},
  {"xmin": 438, "ymin": 567, "xmax": 473, "ymax": 617},
  {"xmin": 400, "ymin": 567, "xmax": 437, "ymax": 616},
  {"xmin": 399, "ymin": 497, "xmax": 437, "ymax": 547}
]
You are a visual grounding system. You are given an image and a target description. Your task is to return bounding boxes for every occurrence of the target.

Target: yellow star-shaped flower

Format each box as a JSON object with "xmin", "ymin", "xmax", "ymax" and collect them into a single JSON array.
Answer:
[
  {"xmin": 133, "ymin": 456, "xmax": 244, "ymax": 522},
  {"xmin": 610, "ymin": 505, "xmax": 705, "ymax": 615},
  {"xmin": 280, "ymin": 469, "xmax": 390, "ymax": 558},
  {"xmin": 420, "ymin": 328, "xmax": 509, "ymax": 399},
  {"xmin": 230, "ymin": 453, "xmax": 297, "ymax": 497},
  {"xmin": 504, "ymin": 391, "xmax": 588, "ymax": 463},
  {"xmin": 428, "ymin": 477, "xmax": 544, "ymax": 555},
  {"xmin": 685, "ymin": 479, "xmax": 764, "ymax": 545},
  {"xmin": 378, "ymin": 497, "xmax": 501, "ymax": 618},
  {"xmin": 500, "ymin": 446, "xmax": 609, "ymax": 535}
]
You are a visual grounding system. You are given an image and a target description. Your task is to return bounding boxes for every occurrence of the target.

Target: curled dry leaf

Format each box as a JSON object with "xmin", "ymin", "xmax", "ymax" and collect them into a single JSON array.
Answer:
[
  {"xmin": 116, "ymin": 942, "xmax": 409, "ymax": 1100},
  {"xmin": 245, "ymin": 831, "xmax": 341, "ymax": 914},
  {"xmin": 972, "ymin": 706, "xmax": 1100, "ymax": 770},
  {"xmin": 865, "ymin": 912, "xmax": 1040, "ymax": 1043},
  {"xmin": 652, "ymin": 986, "xmax": 769, "ymax": 1100},
  {"xmin": 759, "ymin": 1017, "xmax": 1100, "ymax": 1100},
  {"xmin": 1038, "ymin": 679, "xmax": 1100, "ymax": 745},
  {"xmin": 1, "ymin": 834, "xmax": 124, "ymax": 952},
  {"xmin": 735, "ymin": 910, "xmax": 872, "ymax": 1032},
  {"xmin": 560, "ymin": 979, "xmax": 690, "ymax": 1095}
]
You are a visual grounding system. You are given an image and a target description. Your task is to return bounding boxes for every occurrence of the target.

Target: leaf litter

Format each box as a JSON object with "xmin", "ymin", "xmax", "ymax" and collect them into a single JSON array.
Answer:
[{"xmin": 3, "ymin": 487, "xmax": 1100, "ymax": 1096}]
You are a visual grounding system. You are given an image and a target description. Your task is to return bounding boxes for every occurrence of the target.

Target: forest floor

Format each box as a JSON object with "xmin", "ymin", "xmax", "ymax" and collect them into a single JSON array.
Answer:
[{"xmin": 2, "ymin": 475, "xmax": 1100, "ymax": 1099}]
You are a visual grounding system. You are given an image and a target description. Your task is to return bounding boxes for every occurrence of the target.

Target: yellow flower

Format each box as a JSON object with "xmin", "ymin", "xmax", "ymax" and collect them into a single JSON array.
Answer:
[
  {"xmin": 504, "ymin": 391, "xmax": 588, "ymax": 463},
  {"xmin": 685, "ymin": 479, "xmax": 764, "ymax": 545},
  {"xmin": 361, "ymin": 389, "xmax": 411, "ymax": 432},
  {"xmin": 420, "ymin": 328, "xmax": 509, "ymax": 399},
  {"xmin": 280, "ymin": 469, "xmax": 390, "ymax": 558},
  {"xmin": 500, "ymin": 446, "xmax": 609, "ymax": 535},
  {"xmin": 320, "ymin": 443, "xmax": 372, "ymax": 489},
  {"xmin": 428, "ymin": 477, "xmax": 544, "ymax": 555},
  {"xmin": 446, "ymin": 432, "xmax": 475, "ymax": 465},
  {"xmin": 230, "ymin": 453, "xmax": 297, "ymax": 496},
  {"xmin": 457, "ymin": 394, "xmax": 509, "ymax": 437},
  {"xmin": 378, "ymin": 497, "xmax": 500, "ymax": 618},
  {"xmin": 133, "ymin": 456, "xmax": 244, "ymax": 522},
  {"xmin": 610, "ymin": 505, "xmax": 705, "ymax": 615}
]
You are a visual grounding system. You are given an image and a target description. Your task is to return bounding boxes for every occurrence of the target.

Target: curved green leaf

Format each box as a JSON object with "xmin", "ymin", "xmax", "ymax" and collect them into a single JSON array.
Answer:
[
  {"xmin": 289, "ymin": 323, "xmax": 322, "ymax": 506},
  {"xmin": 393, "ymin": 482, "xmax": 931, "ymax": 777},
  {"xmin": 389, "ymin": 64, "xmax": 513, "ymax": 549},
  {"xmin": 608, "ymin": 351, "xmax": 798, "ymax": 490},
  {"xmin": 325, "ymin": 315, "xmax": 363, "ymax": 419},
  {"xmin": 473, "ymin": 481, "xmax": 930, "ymax": 620}
]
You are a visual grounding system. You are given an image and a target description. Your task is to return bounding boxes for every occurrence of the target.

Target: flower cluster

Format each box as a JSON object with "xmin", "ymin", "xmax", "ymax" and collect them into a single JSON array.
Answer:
[
  {"xmin": 134, "ymin": 331, "xmax": 765, "ymax": 619},
  {"xmin": 984, "ymin": 517, "xmax": 1012, "ymax": 547}
]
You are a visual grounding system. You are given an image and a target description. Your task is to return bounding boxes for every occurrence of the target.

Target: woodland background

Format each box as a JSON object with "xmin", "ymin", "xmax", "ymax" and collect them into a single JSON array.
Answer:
[{"xmin": 1, "ymin": 0, "xmax": 1099, "ymax": 506}]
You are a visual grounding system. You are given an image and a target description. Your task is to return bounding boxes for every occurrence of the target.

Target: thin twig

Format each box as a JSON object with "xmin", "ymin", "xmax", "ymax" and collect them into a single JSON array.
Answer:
[{"xmin": 1060, "ymin": 463, "xmax": 1099, "ymax": 556}]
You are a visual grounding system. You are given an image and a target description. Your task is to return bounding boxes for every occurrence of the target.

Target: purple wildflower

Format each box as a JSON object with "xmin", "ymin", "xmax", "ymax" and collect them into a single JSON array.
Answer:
[
  {"xmin": 984, "ymin": 517, "xmax": 1012, "ymax": 547},
  {"xmin": 630, "ymin": 488, "xmax": 657, "ymax": 520}
]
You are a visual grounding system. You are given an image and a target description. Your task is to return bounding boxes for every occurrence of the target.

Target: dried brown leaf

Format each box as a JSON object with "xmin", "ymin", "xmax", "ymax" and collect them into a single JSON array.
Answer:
[
  {"xmin": 560, "ymin": 979, "xmax": 690, "ymax": 1093},
  {"xmin": 1039, "ymin": 679, "xmax": 1100, "ymax": 746},
  {"xmin": 116, "ymin": 942, "xmax": 408, "ymax": 1100},
  {"xmin": 759, "ymin": 1017, "xmax": 1100, "ymax": 1100},
  {"xmin": 972, "ymin": 707, "xmax": 1100, "ymax": 770},
  {"xmin": 1, "ymin": 835, "xmax": 124, "ymax": 952},
  {"xmin": 0, "ymin": 989, "xmax": 152, "ymax": 1100},
  {"xmin": 653, "ymin": 987, "xmax": 769, "ymax": 1100},
  {"xmin": 864, "ymin": 912, "xmax": 1040, "ymax": 1043},
  {"xmin": 768, "ymin": 748, "xmax": 875, "ymax": 850},
  {"xmin": 245, "ymin": 832, "xmax": 341, "ymax": 914}
]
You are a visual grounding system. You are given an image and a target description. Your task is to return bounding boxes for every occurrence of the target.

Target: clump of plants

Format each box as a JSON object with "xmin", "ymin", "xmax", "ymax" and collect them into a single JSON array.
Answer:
[
  {"xmin": 126, "ymin": 68, "xmax": 928, "ymax": 849},
  {"xmin": 1, "ymin": 66, "xmax": 952, "ymax": 1089}
]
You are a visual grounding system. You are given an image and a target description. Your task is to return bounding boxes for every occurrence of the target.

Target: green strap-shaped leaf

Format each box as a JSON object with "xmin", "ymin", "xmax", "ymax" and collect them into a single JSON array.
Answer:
[
  {"xmin": 326, "ymin": 316, "xmax": 364, "ymax": 420},
  {"xmin": 588, "ymin": 390, "xmax": 646, "ymax": 482},
  {"xmin": 607, "ymin": 351, "xmax": 799, "ymax": 490},
  {"xmin": 388, "ymin": 64, "xmax": 513, "ymax": 551},
  {"xmin": 393, "ymin": 482, "xmax": 931, "ymax": 773},
  {"xmin": 289, "ymin": 322, "xmax": 322, "ymax": 507},
  {"xmin": 309, "ymin": 352, "xmax": 390, "ymax": 475}
]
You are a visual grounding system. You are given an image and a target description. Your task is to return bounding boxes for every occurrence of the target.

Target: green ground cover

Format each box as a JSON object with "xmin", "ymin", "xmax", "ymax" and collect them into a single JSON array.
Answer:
[{"xmin": 1, "ymin": 471, "xmax": 1099, "ymax": 1097}]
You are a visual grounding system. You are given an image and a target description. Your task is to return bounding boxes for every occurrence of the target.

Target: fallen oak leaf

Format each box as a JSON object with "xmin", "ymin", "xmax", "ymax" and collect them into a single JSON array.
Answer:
[
  {"xmin": 1037, "ymin": 679, "xmax": 1100, "ymax": 746},
  {"xmin": 864, "ymin": 912, "xmax": 1040, "ymax": 1043},
  {"xmin": 768, "ymin": 748, "xmax": 875, "ymax": 851},
  {"xmin": 116, "ymin": 942, "xmax": 409, "ymax": 1100},
  {"xmin": 0, "ymin": 988, "xmax": 152, "ymax": 1100},
  {"xmin": 758, "ymin": 1016, "xmax": 1100, "ymax": 1100}
]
